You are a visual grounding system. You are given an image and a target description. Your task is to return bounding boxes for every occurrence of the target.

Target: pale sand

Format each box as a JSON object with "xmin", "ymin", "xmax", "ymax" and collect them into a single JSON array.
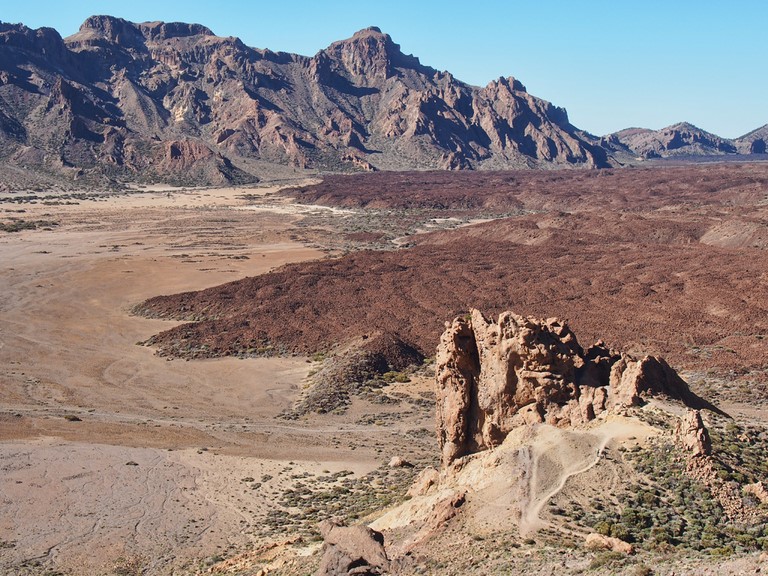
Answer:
[
  {"xmin": 0, "ymin": 439, "xmax": 363, "ymax": 574},
  {"xmin": 0, "ymin": 184, "xmax": 380, "ymax": 574}
]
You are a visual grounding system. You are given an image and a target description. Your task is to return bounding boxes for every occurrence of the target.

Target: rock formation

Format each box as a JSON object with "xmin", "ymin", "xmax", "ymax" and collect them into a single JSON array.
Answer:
[
  {"xmin": 435, "ymin": 309, "xmax": 698, "ymax": 466},
  {"xmin": 676, "ymin": 409, "xmax": 712, "ymax": 458},
  {"xmin": 744, "ymin": 481, "xmax": 768, "ymax": 504},
  {"xmin": 584, "ymin": 533, "xmax": 634, "ymax": 554},
  {"xmin": 317, "ymin": 521, "xmax": 389, "ymax": 576}
]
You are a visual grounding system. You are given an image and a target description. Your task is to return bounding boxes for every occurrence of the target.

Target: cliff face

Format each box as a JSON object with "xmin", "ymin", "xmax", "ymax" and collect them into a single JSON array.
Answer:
[{"xmin": 0, "ymin": 17, "xmax": 610, "ymax": 184}]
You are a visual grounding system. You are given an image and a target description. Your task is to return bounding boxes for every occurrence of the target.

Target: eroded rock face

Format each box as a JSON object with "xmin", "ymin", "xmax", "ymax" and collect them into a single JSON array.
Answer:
[
  {"xmin": 436, "ymin": 309, "xmax": 695, "ymax": 466},
  {"xmin": 609, "ymin": 354, "xmax": 693, "ymax": 407}
]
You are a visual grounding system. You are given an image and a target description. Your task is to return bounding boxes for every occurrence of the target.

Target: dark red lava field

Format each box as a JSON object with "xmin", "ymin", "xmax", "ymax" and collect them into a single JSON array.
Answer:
[{"xmin": 137, "ymin": 163, "xmax": 768, "ymax": 397}]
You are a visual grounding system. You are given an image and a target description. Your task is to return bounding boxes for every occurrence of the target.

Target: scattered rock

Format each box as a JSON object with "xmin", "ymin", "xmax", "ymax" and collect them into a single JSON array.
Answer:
[{"xmin": 388, "ymin": 456, "xmax": 413, "ymax": 468}]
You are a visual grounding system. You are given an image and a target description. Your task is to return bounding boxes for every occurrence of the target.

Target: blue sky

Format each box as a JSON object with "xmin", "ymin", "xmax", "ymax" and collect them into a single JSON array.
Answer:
[{"xmin": 2, "ymin": 1, "xmax": 765, "ymax": 138}]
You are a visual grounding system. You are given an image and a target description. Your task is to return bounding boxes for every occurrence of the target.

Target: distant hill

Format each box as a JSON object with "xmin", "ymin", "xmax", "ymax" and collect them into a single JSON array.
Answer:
[
  {"xmin": 736, "ymin": 124, "xmax": 768, "ymax": 154},
  {"xmin": 0, "ymin": 17, "xmax": 610, "ymax": 187},
  {"xmin": 0, "ymin": 16, "xmax": 764, "ymax": 187},
  {"xmin": 602, "ymin": 122, "xmax": 739, "ymax": 160}
]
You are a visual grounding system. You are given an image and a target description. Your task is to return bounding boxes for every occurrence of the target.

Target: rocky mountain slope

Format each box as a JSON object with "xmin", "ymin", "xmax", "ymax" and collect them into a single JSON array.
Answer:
[
  {"xmin": 602, "ymin": 121, "xmax": 768, "ymax": 161},
  {"xmin": 0, "ymin": 16, "xmax": 612, "ymax": 187}
]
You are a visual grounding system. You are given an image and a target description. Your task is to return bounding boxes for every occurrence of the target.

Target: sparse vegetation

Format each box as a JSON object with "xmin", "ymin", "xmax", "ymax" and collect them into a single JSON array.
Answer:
[
  {"xmin": 0, "ymin": 219, "xmax": 59, "ymax": 232},
  {"xmin": 109, "ymin": 555, "xmax": 146, "ymax": 576},
  {"xmin": 260, "ymin": 463, "xmax": 425, "ymax": 540},
  {"xmin": 6, "ymin": 163, "xmax": 768, "ymax": 576},
  {"xmin": 575, "ymin": 430, "xmax": 768, "ymax": 554}
]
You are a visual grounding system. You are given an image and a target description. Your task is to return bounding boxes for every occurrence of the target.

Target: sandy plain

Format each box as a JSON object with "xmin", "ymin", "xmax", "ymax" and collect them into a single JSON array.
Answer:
[{"xmin": 0, "ymin": 184, "xmax": 432, "ymax": 575}]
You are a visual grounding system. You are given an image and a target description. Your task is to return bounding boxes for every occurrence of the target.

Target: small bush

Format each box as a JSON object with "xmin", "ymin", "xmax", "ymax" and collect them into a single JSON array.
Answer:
[{"xmin": 589, "ymin": 551, "xmax": 626, "ymax": 570}]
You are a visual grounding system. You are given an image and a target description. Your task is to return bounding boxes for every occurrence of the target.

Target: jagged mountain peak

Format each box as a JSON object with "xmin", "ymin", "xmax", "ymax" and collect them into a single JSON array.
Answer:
[
  {"xmin": 136, "ymin": 20, "xmax": 215, "ymax": 41},
  {"xmin": 321, "ymin": 26, "xmax": 429, "ymax": 80},
  {"xmin": 20, "ymin": 14, "xmax": 756, "ymax": 185},
  {"xmin": 72, "ymin": 15, "xmax": 145, "ymax": 45},
  {"xmin": 487, "ymin": 75, "xmax": 527, "ymax": 93},
  {"xmin": 0, "ymin": 21, "xmax": 65, "ymax": 50},
  {"xmin": 0, "ymin": 21, "xmax": 62, "ymax": 41},
  {"xmin": 351, "ymin": 26, "xmax": 386, "ymax": 38},
  {"xmin": 0, "ymin": 21, "xmax": 70, "ymax": 69},
  {"xmin": 664, "ymin": 121, "xmax": 707, "ymax": 133}
]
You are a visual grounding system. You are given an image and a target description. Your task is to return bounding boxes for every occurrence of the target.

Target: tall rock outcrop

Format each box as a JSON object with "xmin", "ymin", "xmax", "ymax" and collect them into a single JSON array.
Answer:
[
  {"xmin": 435, "ymin": 309, "xmax": 698, "ymax": 466},
  {"xmin": 317, "ymin": 520, "xmax": 389, "ymax": 576}
]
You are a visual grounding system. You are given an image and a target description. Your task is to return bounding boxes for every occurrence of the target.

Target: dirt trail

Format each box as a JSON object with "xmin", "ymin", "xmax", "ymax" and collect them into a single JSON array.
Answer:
[{"xmin": 518, "ymin": 418, "xmax": 654, "ymax": 536}]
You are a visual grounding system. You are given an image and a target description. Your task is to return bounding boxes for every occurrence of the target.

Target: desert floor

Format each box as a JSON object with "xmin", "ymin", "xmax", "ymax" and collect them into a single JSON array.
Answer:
[
  {"xmin": 4, "ymin": 175, "xmax": 768, "ymax": 576},
  {"xmin": 0, "ymin": 184, "xmax": 434, "ymax": 575}
]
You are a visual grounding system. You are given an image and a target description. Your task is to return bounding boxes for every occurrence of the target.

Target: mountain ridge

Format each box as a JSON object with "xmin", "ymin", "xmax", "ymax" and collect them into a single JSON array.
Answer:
[
  {"xmin": 0, "ymin": 15, "xmax": 609, "ymax": 185},
  {"xmin": 0, "ymin": 15, "xmax": 763, "ymax": 187}
]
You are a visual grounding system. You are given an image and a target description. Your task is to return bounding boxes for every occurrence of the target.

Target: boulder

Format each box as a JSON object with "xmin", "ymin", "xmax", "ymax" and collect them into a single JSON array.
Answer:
[
  {"xmin": 584, "ymin": 532, "xmax": 634, "ymax": 554},
  {"xmin": 406, "ymin": 467, "xmax": 440, "ymax": 497},
  {"xmin": 317, "ymin": 521, "xmax": 389, "ymax": 576},
  {"xmin": 388, "ymin": 456, "xmax": 413, "ymax": 468}
]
